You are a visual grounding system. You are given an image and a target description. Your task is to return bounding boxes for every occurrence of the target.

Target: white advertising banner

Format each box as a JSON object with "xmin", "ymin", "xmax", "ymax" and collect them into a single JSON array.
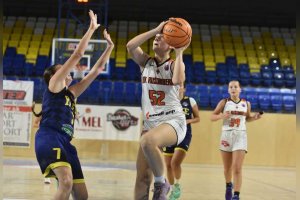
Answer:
[
  {"xmin": 3, "ymin": 80, "xmax": 34, "ymax": 147},
  {"xmin": 74, "ymin": 105, "xmax": 141, "ymax": 141}
]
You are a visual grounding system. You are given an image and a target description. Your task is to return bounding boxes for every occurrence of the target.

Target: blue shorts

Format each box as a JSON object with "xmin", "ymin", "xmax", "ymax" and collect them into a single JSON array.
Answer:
[
  {"xmin": 163, "ymin": 131, "xmax": 192, "ymax": 154},
  {"xmin": 35, "ymin": 127, "xmax": 84, "ymax": 183}
]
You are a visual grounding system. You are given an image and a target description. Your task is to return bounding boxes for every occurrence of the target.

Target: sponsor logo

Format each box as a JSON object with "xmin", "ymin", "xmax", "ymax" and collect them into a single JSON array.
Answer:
[
  {"xmin": 3, "ymin": 90, "xmax": 26, "ymax": 100},
  {"xmin": 221, "ymin": 140, "xmax": 230, "ymax": 147},
  {"xmin": 146, "ymin": 109, "xmax": 176, "ymax": 119},
  {"xmin": 61, "ymin": 124, "xmax": 74, "ymax": 137},
  {"xmin": 107, "ymin": 109, "xmax": 138, "ymax": 131}
]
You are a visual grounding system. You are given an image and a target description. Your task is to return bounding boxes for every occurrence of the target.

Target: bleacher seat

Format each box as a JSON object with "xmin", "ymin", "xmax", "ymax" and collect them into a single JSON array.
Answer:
[
  {"xmin": 273, "ymin": 72, "xmax": 285, "ymax": 87},
  {"xmin": 258, "ymin": 94, "xmax": 271, "ymax": 110},
  {"xmin": 270, "ymin": 94, "xmax": 283, "ymax": 112},
  {"xmin": 283, "ymin": 95, "xmax": 295, "ymax": 112}
]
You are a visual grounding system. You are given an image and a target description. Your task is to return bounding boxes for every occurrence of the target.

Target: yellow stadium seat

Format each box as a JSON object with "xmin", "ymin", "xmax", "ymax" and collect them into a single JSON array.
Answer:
[
  {"xmin": 17, "ymin": 47, "xmax": 28, "ymax": 55},
  {"xmin": 4, "ymin": 27, "xmax": 13, "ymax": 34},
  {"xmin": 234, "ymin": 43, "xmax": 244, "ymax": 50},
  {"xmin": 28, "ymin": 47, "xmax": 39, "ymax": 55},
  {"xmin": 19, "ymin": 40, "xmax": 30, "ymax": 47},
  {"xmin": 192, "ymin": 54, "xmax": 203, "ymax": 62},
  {"xmin": 30, "ymin": 41, "xmax": 41, "ymax": 48},
  {"xmin": 257, "ymin": 50, "xmax": 267, "ymax": 58},
  {"xmin": 204, "ymin": 55, "xmax": 215, "ymax": 62},
  {"xmin": 215, "ymin": 55, "xmax": 225, "ymax": 63},
  {"xmin": 276, "ymin": 45, "xmax": 286, "ymax": 52},
  {"xmin": 232, "ymin": 36, "xmax": 242, "ymax": 43},
  {"xmin": 39, "ymin": 48, "xmax": 50, "ymax": 56},
  {"xmin": 203, "ymin": 49, "xmax": 214, "ymax": 56},
  {"xmin": 274, "ymin": 38, "xmax": 284, "ymax": 45},
  {"xmin": 287, "ymin": 46, "xmax": 295, "ymax": 54},
  {"xmin": 21, "ymin": 34, "xmax": 32, "ymax": 41},
  {"xmin": 45, "ymin": 28, "xmax": 55, "ymax": 35},
  {"xmin": 250, "ymin": 68, "xmax": 260, "ymax": 73},
  {"xmin": 41, "ymin": 41, "xmax": 52, "ymax": 48},
  {"xmin": 258, "ymin": 57, "xmax": 268, "ymax": 65},
  {"xmin": 263, "ymin": 38, "xmax": 274, "ymax": 45},
  {"xmin": 212, "ymin": 36, "xmax": 222, "ymax": 43},
  {"xmin": 192, "ymin": 41, "xmax": 201, "ymax": 48},
  {"xmin": 3, "ymin": 33, "xmax": 10, "ymax": 41},
  {"xmin": 8, "ymin": 40, "xmax": 19, "ymax": 48},
  {"xmin": 237, "ymin": 56, "xmax": 247, "ymax": 64},
  {"xmin": 13, "ymin": 27, "xmax": 23, "ymax": 34},
  {"xmin": 32, "ymin": 35, "xmax": 42, "ymax": 41},
  {"xmin": 223, "ymin": 42, "xmax": 233, "ymax": 50},
  {"xmin": 281, "ymin": 58, "xmax": 291, "ymax": 66},
  {"xmin": 10, "ymin": 34, "xmax": 21, "ymax": 41},
  {"xmin": 249, "ymin": 63, "xmax": 260, "ymax": 70},
  {"xmin": 244, "ymin": 44, "xmax": 254, "ymax": 50},
  {"xmin": 235, "ymin": 50, "xmax": 245, "ymax": 57},
  {"xmin": 253, "ymin": 37, "xmax": 263, "ymax": 44},
  {"xmin": 265, "ymin": 45, "xmax": 276, "ymax": 51},
  {"xmin": 213, "ymin": 42, "xmax": 223, "ymax": 49},
  {"xmin": 202, "ymin": 42, "xmax": 212, "ymax": 49},
  {"xmin": 248, "ymin": 56, "xmax": 258, "ymax": 64},
  {"xmin": 214, "ymin": 49, "xmax": 224, "ymax": 56},
  {"xmin": 224, "ymin": 49, "xmax": 235, "ymax": 56},
  {"xmin": 26, "ymin": 53, "xmax": 38, "ymax": 64},
  {"xmin": 222, "ymin": 36, "xmax": 232, "ymax": 43},
  {"xmin": 23, "ymin": 28, "xmax": 33, "ymax": 34},
  {"xmin": 246, "ymin": 50, "xmax": 256, "ymax": 57},
  {"xmin": 268, "ymin": 50, "xmax": 278, "ymax": 59},
  {"xmin": 278, "ymin": 51, "xmax": 288, "ymax": 58}
]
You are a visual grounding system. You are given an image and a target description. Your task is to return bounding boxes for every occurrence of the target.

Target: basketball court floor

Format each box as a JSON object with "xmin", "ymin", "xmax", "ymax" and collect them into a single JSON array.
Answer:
[{"xmin": 3, "ymin": 157, "xmax": 295, "ymax": 200}]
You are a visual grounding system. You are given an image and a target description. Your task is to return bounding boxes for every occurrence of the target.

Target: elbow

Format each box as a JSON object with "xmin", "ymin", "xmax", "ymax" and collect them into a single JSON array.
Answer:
[
  {"xmin": 126, "ymin": 42, "xmax": 133, "ymax": 52},
  {"xmin": 172, "ymin": 76, "xmax": 185, "ymax": 85}
]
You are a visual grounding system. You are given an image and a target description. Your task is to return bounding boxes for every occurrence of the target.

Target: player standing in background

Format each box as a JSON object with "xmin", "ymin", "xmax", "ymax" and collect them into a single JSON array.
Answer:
[
  {"xmin": 127, "ymin": 19, "xmax": 190, "ymax": 200},
  {"xmin": 34, "ymin": 10, "xmax": 114, "ymax": 200},
  {"xmin": 210, "ymin": 80, "xmax": 263, "ymax": 200},
  {"xmin": 163, "ymin": 83, "xmax": 200, "ymax": 200}
]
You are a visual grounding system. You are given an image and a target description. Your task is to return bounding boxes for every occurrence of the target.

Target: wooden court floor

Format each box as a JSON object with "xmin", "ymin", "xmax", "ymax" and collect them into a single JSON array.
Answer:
[{"xmin": 3, "ymin": 157, "xmax": 296, "ymax": 200}]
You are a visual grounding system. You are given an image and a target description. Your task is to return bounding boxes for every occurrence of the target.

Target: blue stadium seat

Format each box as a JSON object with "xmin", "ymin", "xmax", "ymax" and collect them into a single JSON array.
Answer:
[
  {"xmin": 269, "ymin": 58, "xmax": 281, "ymax": 68},
  {"xmin": 124, "ymin": 82, "xmax": 137, "ymax": 105},
  {"xmin": 4, "ymin": 47, "xmax": 17, "ymax": 58},
  {"xmin": 261, "ymin": 71, "xmax": 273, "ymax": 87},
  {"xmin": 206, "ymin": 71, "xmax": 217, "ymax": 84},
  {"xmin": 260, "ymin": 65, "xmax": 271, "ymax": 73},
  {"xmin": 87, "ymin": 81, "xmax": 101, "ymax": 103},
  {"xmin": 250, "ymin": 72, "xmax": 261, "ymax": 86},
  {"xmin": 112, "ymin": 81, "xmax": 125, "ymax": 104},
  {"xmin": 12, "ymin": 54, "xmax": 25, "ymax": 76},
  {"xmin": 284, "ymin": 73, "xmax": 296, "ymax": 88},
  {"xmin": 198, "ymin": 85, "xmax": 209, "ymax": 107},
  {"xmin": 273, "ymin": 72, "xmax": 284, "ymax": 87},
  {"xmin": 239, "ymin": 71, "xmax": 250, "ymax": 86},
  {"xmin": 193, "ymin": 62, "xmax": 205, "ymax": 83},
  {"xmin": 283, "ymin": 95, "xmax": 295, "ymax": 112},
  {"xmin": 282, "ymin": 66, "xmax": 294, "ymax": 75},
  {"xmin": 185, "ymin": 84, "xmax": 198, "ymax": 98},
  {"xmin": 3, "ymin": 57, "xmax": 13, "ymax": 75},
  {"xmin": 100, "ymin": 80, "xmax": 112, "ymax": 104},
  {"xmin": 270, "ymin": 94, "xmax": 283, "ymax": 112},
  {"xmin": 209, "ymin": 85, "xmax": 220, "ymax": 94},
  {"xmin": 258, "ymin": 94, "xmax": 271, "ymax": 110},
  {"xmin": 136, "ymin": 82, "xmax": 142, "ymax": 106},
  {"xmin": 255, "ymin": 88, "xmax": 269, "ymax": 95},
  {"xmin": 243, "ymin": 87, "xmax": 256, "ymax": 95},
  {"xmin": 239, "ymin": 64, "xmax": 250, "ymax": 72},
  {"xmin": 210, "ymin": 93, "xmax": 222, "ymax": 108},
  {"xmin": 268, "ymin": 88, "xmax": 281, "ymax": 95},
  {"xmin": 246, "ymin": 94, "xmax": 258, "ymax": 110}
]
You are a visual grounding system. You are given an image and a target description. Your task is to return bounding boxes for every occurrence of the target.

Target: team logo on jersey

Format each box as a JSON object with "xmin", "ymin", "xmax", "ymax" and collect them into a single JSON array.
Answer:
[
  {"xmin": 242, "ymin": 103, "xmax": 246, "ymax": 107},
  {"xmin": 164, "ymin": 65, "xmax": 169, "ymax": 71},
  {"xmin": 107, "ymin": 109, "xmax": 138, "ymax": 131},
  {"xmin": 182, "ymin": 102, "xmax": 188, "ymax": 107}
]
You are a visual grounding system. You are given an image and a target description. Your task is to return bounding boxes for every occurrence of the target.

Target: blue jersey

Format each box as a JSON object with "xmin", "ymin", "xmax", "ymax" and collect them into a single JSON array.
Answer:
[
  {"xmin": 39, "ymin": 87, "xmax": 77, "ymax": 139},
  {"xmin": 181, "ymin": 96, "xmax": 193, "ymax": 133}
]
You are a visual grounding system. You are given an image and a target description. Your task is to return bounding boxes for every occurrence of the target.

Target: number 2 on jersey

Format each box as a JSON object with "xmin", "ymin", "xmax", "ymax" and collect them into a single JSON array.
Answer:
[{"xmin": 149, "ymin": 90, "xmax": 165, "ymax": 106}]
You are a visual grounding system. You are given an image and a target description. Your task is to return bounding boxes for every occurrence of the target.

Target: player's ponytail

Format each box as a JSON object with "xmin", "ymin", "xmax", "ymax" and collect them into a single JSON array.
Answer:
[{"xmin": 43, "ymin": 64, "xmax": 59, "ymax": 85}]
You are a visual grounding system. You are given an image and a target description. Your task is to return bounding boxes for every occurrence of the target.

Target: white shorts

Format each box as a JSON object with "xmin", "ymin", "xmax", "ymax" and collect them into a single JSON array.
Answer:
[
  {"xmin": 143, "ymin": 115, "xmax": 186, "ymax": 145},
  {"xmin": 219, "ymin": 130, "xmax": 247, "ymax": 152}
]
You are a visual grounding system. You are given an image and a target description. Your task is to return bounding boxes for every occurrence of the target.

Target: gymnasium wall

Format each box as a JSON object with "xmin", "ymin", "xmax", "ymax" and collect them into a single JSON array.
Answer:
[{"xmin": 3, "ymin": 104, "xmax": 296, "ymax": 167}]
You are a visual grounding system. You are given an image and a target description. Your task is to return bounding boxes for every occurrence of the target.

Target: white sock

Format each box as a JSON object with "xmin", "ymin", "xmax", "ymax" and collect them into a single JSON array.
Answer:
[
  {"xmin": 154, "ymin": 176, "xmax": 165, "ymax": 183},
  {"xmin": 175, "ymin": 179, "xmax": 180, "ymax": 184}
]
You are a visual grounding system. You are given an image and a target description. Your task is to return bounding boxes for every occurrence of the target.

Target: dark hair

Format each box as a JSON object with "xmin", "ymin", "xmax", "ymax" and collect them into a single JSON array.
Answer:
[
  {"xmin": 31, "ymin": 102, "xmax": 42, "ymax": 117},
  {"xmin": 228, "ymin": 80, "xmax": 241, "ymax": 87},
  {"xmin": 43, "ymin": 64, "xmax": 59, "ymax": 85}
]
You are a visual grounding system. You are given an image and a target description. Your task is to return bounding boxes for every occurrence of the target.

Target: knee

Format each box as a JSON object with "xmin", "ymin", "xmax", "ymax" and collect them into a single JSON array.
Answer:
[
  {"xmin": 232, "ymin": 165, "xmax": 242, "ymax": 175},
  {"xmin": 140, "ymin": 135, "xmax": 156, "ymax": 151},
  {"xmin": 59, "ymin": 174, "xmax": 73, "ymax": 191}
]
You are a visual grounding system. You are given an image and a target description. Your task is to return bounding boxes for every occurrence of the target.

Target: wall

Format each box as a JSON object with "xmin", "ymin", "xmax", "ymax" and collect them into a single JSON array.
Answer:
[{"xmin": 4, "ymin": 104, "xmax": 296, "ymax": 167}]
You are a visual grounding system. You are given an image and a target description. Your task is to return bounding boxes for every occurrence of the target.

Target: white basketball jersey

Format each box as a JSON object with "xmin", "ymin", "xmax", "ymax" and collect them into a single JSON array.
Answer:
[
  {"xmin": 222, "ymin": 98, "xmax": 248, "ymax": 131},
  {"xmin": 141, "ymin": 57, "xmax": 184, "ymax": 122}
]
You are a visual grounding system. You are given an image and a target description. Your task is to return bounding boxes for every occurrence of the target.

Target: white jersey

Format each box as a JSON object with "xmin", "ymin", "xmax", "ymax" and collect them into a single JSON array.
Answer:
[
  {"xmin": 141, "ymin": 57, "xmax": 184, "ymax": 122},
  {"xmin": 222, "ymin": 98, "xmax": 248, "ymax": 131}
]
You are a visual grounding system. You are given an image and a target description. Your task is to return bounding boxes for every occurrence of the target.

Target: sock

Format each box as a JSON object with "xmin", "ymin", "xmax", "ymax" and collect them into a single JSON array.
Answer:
[
  {"xmin": 226, "ymin": 182, "xmax": 232, "ymax": 187},
  {"xmin": 154, "ymin": 176, "xmax": 165, "ymax": 183},
  {"xmin": 175, "ymin": 179, "xmax": 180, "ymax": 184},
  {"xmin": 234, "ymin": 191, "xmax": 240, "ymax": 196}
]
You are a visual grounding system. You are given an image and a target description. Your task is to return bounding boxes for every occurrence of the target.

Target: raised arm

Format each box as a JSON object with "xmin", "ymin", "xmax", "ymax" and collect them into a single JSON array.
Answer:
[
  {"xmin": 69, "ymin": 29, "xmax": 114, "ymax": 98},
  {"xmin": 210, "ymin": 99, "xmax": 230, "ymax": 121},
  {"xmin": 245, "ymin": 101, "xmax": 262, "ymax": 122},
  {"xmin": 49, "ymin": 10, "xmax": 100, "ymax": 93},
  {"xmin": 126, "ymin": 21, "xmax": 167, "ymax": 67}
]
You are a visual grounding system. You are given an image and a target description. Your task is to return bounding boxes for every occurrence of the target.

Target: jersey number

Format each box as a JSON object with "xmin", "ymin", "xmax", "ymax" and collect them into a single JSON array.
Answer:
[
  {"xmin": 149, "ymin": 90, "xmax": 165, "ymax": 106},
  {"xmin": 229, "ymin": 118, "xmax": 241, "ymax": 127},
  {"xmin": 53, "ymin": 148, "xmax": 61, "ymax": 159}
]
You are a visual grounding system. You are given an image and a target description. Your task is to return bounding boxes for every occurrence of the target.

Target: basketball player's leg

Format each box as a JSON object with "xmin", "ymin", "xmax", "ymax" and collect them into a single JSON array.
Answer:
[
  {"xmin": 164, "ymin": 155, "xmax": 174, "ymax": 184},
  {"xmin": 53, "ymin": 166, "xmax": 73, "ymax": 200},
  {"xmin": 232, "ymin": 150, "xmax": 246, "ymax": 192},
  {"xmin": 135, "ymin": 145, "xmax": 153, "ymax": 200},
  {"xmin": 171, "ymin": 149, "xmax": 186, "ymax": 182},
  {"xmin": 72, "ymin": 183, "xmax": 88, "ymax": 200},
  {"xmin": 140, "ymin": 123, "xmax": 177, "ymax": 177},
  {"xmin": 220, "ymin": 151, "xmax": 233, "ymax": 183}
]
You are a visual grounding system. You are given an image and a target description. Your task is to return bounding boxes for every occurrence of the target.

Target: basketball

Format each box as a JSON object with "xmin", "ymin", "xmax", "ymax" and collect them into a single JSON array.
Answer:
[{"xmin": 162, "ymin": 18, "xmax": 192, "ymax": 48}]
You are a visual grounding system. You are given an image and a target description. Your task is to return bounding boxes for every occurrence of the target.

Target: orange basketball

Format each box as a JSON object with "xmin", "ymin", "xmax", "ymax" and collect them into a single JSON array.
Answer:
[{"xmin": 162, "ymin": 18, "xmax": 192, "ymax": 48}]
